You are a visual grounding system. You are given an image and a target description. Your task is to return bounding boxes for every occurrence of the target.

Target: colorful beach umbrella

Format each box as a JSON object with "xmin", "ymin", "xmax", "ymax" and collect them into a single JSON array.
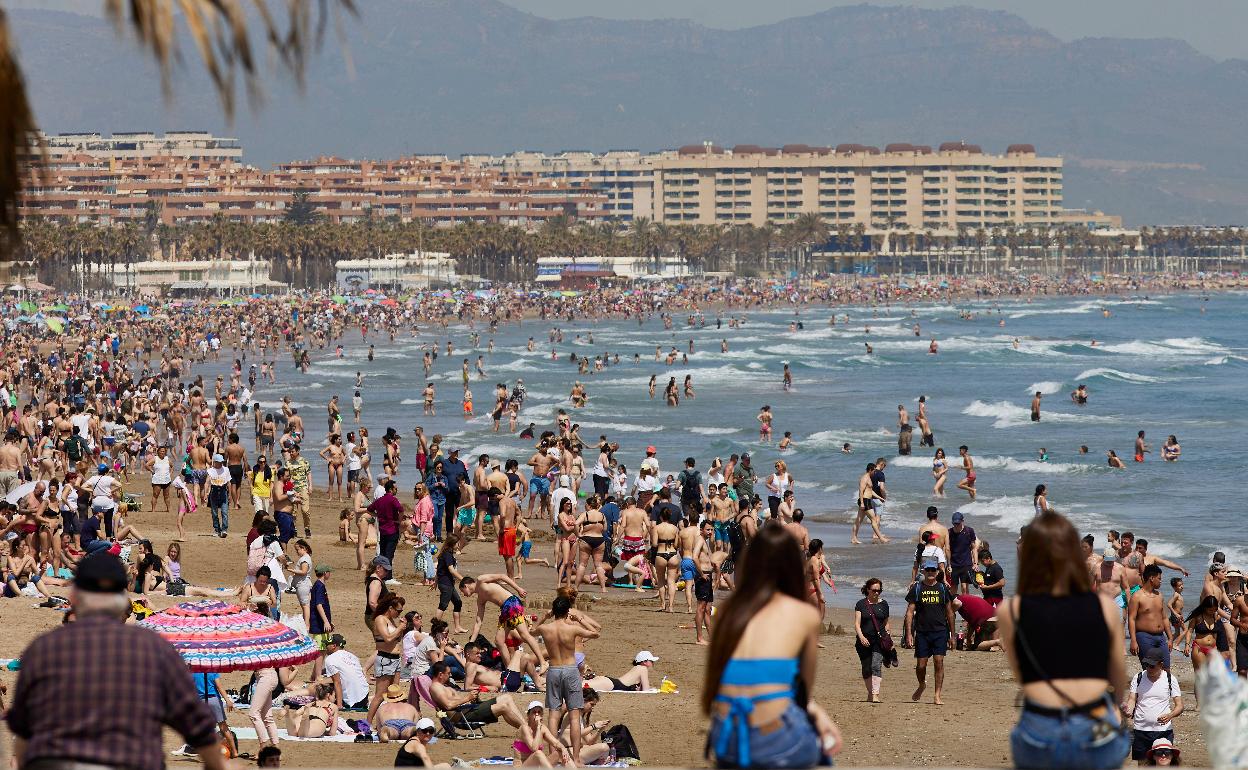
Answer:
[
  {"xmin": 136, "ymin": 600, "xmax": 319, "ymax": 673},
  {"xmin": 45, "ymin": 318, "xmax": 64, "ymax": 334}
]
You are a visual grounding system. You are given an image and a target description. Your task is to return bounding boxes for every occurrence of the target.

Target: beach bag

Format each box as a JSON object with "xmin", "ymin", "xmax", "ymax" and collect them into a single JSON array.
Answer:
[
  {"xmin": 604, "ymin": 724, "xmax": 640, "ymax": 761},
  {"xmin": 246, "ymin": 541, "xmax": 267, "ymax": 577}
]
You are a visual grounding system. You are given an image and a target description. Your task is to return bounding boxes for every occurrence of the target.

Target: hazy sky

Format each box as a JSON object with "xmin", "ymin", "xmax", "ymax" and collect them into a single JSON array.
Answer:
[{"xmin": 504, "ymin": 0, "xmax": 1248, "ymax": 60}]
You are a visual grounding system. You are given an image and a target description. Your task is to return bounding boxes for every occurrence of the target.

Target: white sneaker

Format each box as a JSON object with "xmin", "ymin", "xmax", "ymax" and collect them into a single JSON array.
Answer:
[{"xmin": 170, "ymin": 745, "xmax": 195, "ymax": 758}]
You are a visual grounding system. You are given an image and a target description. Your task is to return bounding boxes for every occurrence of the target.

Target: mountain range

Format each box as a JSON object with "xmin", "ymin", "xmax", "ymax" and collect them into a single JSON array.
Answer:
[{"xmin": 9, "ymin": 0, "xmax": 1248, "ymax": 225}]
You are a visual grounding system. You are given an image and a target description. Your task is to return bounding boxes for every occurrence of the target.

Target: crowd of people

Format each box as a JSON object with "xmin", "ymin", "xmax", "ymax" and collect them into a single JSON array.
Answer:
[{"xmin": 0, "ymin": 278, "xmax": 1243, "ymax": 770}]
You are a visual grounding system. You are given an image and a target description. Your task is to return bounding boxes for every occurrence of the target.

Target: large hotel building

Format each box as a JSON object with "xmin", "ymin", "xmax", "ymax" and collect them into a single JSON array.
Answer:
[
  {"xmin": 23, "ymin": 133, "xmax": 1110, "ymax": 231},
  {"xmin": 479, "ymin": 142, "xmax": 1075, "ymax": 229}
]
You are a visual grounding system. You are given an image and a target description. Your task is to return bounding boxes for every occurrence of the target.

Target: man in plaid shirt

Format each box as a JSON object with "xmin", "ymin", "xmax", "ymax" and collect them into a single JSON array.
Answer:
[{"xmin": 7, "ymin": 552, "xmax": 226, "ymax": 770}]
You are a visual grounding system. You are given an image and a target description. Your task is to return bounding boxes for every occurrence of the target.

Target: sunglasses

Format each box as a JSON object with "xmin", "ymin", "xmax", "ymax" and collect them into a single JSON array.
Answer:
[
  {"xmin": 1153, "ymin": 750, "xmax": 1172, "ymax": 758},
  {"xmin": 869, "ymin": 587, "xmax": 882, "ymax": 593}
]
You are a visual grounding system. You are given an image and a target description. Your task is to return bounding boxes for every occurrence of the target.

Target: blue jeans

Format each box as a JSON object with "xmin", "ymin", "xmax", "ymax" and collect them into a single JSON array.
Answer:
[
  {"xmin": 709, "ymin": 702, "xmax": 828, "ymax": 768},
  {"xmin": 210, "ymin": 501, "xmax": 229, "ymax": 534},
  {"xmin": 432, "ymin": 499, "xmax": 445, "ymax": 541},
  {"xmin": 1011, "ymin": 700, "xmax": 1130, "ymax": 769}
]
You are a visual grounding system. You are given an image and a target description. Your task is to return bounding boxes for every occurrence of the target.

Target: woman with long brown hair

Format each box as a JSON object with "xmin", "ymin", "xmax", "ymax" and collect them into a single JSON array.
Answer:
[
  {"xmin": 997, "ymin": 512, "xmax": 1129, "ymax": 768},
  {"xmin": 703, "ymin": 521, "xmax": 841, "ymax": 768}
]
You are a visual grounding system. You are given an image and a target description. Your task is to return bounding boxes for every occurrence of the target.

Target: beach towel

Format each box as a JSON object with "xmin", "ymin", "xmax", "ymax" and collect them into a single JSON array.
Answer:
[{"xmin": 231, "ymin": 728, "xmax": 357, "ymax": 743}]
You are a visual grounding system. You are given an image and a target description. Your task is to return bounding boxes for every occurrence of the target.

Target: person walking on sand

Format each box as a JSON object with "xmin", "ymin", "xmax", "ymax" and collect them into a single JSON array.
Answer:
[
  {"xmin": 854, "ymin": 577, "xmax": 896, "ymax": 703},
  {"xmin": 956, "ymin": 445, "xmax": 977, "ymax": 501},
  {"xmin": 996, "ymin": 512, "xmax": 1130, "ymax": 768},
  {"xmin": 534, "ymin": 595, "xmax": 599, "ymax": 765},
  {"xmin": 905, "ymin": 557, "xmax": 957, "ymax": 705},
  {"xmin": 703, "ymin": 521, "xmax": 842, "ymax": 768}
]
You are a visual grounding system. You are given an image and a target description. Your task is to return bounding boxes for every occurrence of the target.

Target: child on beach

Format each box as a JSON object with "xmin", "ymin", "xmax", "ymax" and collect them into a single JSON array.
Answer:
[
  {"xmin": 513, "ymin": 519, "xmax": 551, "ymax": 580},
  {"xmin": 778, "ymin": 432, "xmax": 793, "ymax": 450},
  {"xmin": 1167, "ymin": 577, "xmax": 1188, "ymax": 651},
  {"xmin": 462, "ymin": 388, "xmax": 474, "ymax": 419},
  {"xmin": 173, "ymin": 471, "xmax": 195, "ymax": 542}
]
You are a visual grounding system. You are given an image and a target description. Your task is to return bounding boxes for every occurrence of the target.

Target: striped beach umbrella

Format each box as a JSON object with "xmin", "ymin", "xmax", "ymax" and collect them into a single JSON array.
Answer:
[{"xmin": 137, "ymin": 599, "xmax": 319, "ymax": 673}]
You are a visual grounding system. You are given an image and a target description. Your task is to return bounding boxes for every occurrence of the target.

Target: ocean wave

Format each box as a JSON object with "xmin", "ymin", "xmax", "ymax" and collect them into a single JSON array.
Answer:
[
  {"xmin": 1100, "ymin": 337, "xmax": 1228, "ymax": 357},
  {"xmin": 889, "ymin": 454, "xmax": 1087, "ymax": 474},
  {"xmin": 806, "ymin": 428, "xmax": 894, "ymax": 448},
  {"xmin": 1072, "ymin": 368, "xmax": 1160, "ymax": 385},
  {"xmin": 690, "ymin": 426, "xmax": 742, "ymax": 436},
  {"xmin": 962, "ymin": 399, "xmax": 1117, "ymax": 429},
  {"xmin": 1007, "ymin": 301, "xmax": 1102, "ymax": 319},
  {"xmin": 1027, "ymin": 381, "xmax": 1065, "ymax": 395},
  {"xmin": 580, "ymin": 421, "xmax": 661, "ymax": 433}
]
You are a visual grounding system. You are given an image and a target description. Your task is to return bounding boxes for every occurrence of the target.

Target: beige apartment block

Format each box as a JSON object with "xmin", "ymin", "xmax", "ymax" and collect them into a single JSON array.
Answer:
[{"xmin": 481, "ymin": 142, "xmax": 1064, "ymax": 231}]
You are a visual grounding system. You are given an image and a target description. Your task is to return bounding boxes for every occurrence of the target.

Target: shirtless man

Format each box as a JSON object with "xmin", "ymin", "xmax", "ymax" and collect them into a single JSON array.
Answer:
[
  {"xmin": 1129, "ymin": 565, "xmax": 1172, "ymax": 669},
  {"xmin": 1229, "ymin": 578, "xmax": 1248, "ymax": 676},
  {"xmin": 1134, "ymin": 430, "xmax": 1149, "ymax": 463},
  {"xmin": 897, "ymin": 404, "xmax": 910, "ymax": 429},
  {"xmin": 851, "ymin": 463, "xmax": 885, "ymax": 545},
  {"xmin": 534, "ymin": 595, "xmax": 599, "ymax": 764},
  {"xmin": 318, "ymin": 435, "xmax": 346, "ymax": 502},
  {"xmin": 189, "ymin": 437, "xmax": 211, "ymax": 504},
  {"xmin": 691, "ymin": 520, "xmax": 719, "ymax": 645},
  {"xmin": 224, "ymin": 432, "xmax": 248, "ymax": 510},
  {"xmin": 1200, "ymin": 563, "xmax": 1229, "ymax": 610},
  {"xmin": 706, "ymin": 486, "xmax": 734, "ymax": 554},
  {"xmin": 956, "ymin": 445, "xmax": 977, "ymax": 501},
  {"xmin": 494, "ymin": 489, "xmax": 520, "ymax": 579},
  {"xmin": 1093, "ymin": 548, "xmax": 1128, "ymax": 618},
  {"xmin": 461, "ymin": 573, "xmax": 544, "ymax": 668},
  {"xmin": 918, "ymin": 506, "xmax": 950, "ymax": 563},
  {"xmin": 1030, "ymin": 392, "xmax": 1042, "ymax": 422},
  {"xmin": 917, "ymin": 396, "xmax": 934, "ymax": 447},
  {"xmin": 428, "ymin": 661, "xmax": 524, "ymax": 729},
  {"xmin": 0, "ymin": 431, "xmax": 24, "ymax": 498},
  {"xmin": 525, "ymin": 444, "xmax": 555, "ymax": 521},
  {"xmin": 785, "ymin": 509, "xmax": 811, "ymax": 555},
  {"xmin": 1082, "ymin": 534, "xmax": 1103, "ymax": 580}
]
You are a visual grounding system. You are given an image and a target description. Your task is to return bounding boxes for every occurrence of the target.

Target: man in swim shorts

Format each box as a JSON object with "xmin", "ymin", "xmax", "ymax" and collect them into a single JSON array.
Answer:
[{"xmin": 461, "ymin": 574, "xmax": 544, "ymax": 668}]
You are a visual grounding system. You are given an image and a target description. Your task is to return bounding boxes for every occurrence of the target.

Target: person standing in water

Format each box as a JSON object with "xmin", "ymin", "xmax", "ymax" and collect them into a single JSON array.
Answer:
[
  {"xmin": 757, "ymin": 406, "xmax": 773, "ymax": 444},
  {"xmin": 917, "ymin": 396, "xmax": 934, "ymax": 448},
  {"xmin": 1135, "ymin": 431, "xmax": 1150, "ymax": 463},
  {"xmin": 1030, "ymin": 392, "xmax": 1043, "ymax": 422},
  {"xmin": 782, "ymin": 363, "xmax": 792, "ymax": 392},
  {"xmin": 956, "ymin": 445, "xmax": 977, "ymax": 501}
]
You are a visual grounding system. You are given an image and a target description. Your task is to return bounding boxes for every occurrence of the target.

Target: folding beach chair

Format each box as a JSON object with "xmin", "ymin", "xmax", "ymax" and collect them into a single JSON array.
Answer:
[{"xmin": 411, "ymin": 674, "xmax": 485, "ymax": 740}]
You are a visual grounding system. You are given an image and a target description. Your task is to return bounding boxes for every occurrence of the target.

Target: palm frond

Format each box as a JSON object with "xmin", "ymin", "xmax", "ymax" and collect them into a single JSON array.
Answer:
[{"xmin": 0, "ymin": 9, "xmax": 42, "ymax": 262}]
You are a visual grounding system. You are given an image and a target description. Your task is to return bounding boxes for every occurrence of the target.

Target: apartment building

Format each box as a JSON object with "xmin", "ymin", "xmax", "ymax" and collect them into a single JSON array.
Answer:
[
  {"xmin": 40, "ymin": 131, "xmax": 243, "ymax": 163},
  {"xmin": 21, "ymin": 135, "xmax": 607, "ymax": 229},
  {"xmin": 480, "ymin": 142, "xmax": 1068, "ymax": 231}
]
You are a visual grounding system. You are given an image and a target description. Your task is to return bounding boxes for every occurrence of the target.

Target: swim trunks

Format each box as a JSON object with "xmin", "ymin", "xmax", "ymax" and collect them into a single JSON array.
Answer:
[
  {"xmin": 621, "ymin": 536, "xmax": 646, "ymax": 559},
  {"xmin": 456, "ymin": 506, "xmax": 476, "ymax": 528},
  {"xmin": 498, "ymin": 595, "xmax": 525, "ymax": 630},
  {"xmin": 694, "ymin": 572, "xmax": 714, "ymax": 603},
  {"xmin": 712, "ymin": 521, "xmax": 729, "ymax": 543},
  {"xmin": 1134, "ymin": 454, "xmax": 1144, "ymax": 463},
  {"xmin": 680, "ymin": 557, "xmax": 697, "ymax": 582},
  {"xmin": 529, "ymin": 477, "xmax": 550, "ymax": 496},
  {"xmin": 519, "ymin": 540, "xmax": 532, "ymax": 559},
  {"xmin": 499, "ymin": 527, "xmax": 517, "ymax": 558}
]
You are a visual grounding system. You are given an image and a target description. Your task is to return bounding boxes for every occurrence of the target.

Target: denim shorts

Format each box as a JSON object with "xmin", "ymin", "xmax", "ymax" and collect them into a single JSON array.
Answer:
[
  {"xmin": 1011, "ymin": 701, "xmax": 1130, "ymax": 769},
  {"xmin": 709, "ymin": 702, "xmax": 828, "ymax": 768}
]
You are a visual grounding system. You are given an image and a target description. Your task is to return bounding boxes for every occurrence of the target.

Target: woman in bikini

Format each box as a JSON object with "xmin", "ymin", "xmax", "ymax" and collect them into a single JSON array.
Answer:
[
  {"xmin": 583, "ymin": 651, "xmax": 659, "ymax": 692},
  {"xmin": 574, "ymin": 495, "xmax": 609, "ymax": 595},
  {"xmin": 353, "ymin": 478, "xmax": 376, "ymax": 571},
  {"xmin": 285, "ymin": 683, "xmax": 339, "ymax": 738},
  {"xmin": 806, "ymin": 539, "xmax": 836, "ymax": 620},
  {"xmin": 555, "ymin": 497, "xmax": 579, "ymax": 588},
  {"xmin": 757, "ymin": 405, "xmax": 773, "ymax": 444},
  {"xmin": 1184, "ymin": 594, "xmax": 1232, "ymax": 671},
  {"xmin": 367, "ymin": 595, "xmax": 409, "ymax": 725},
  {"xmin": 652, "ymin": 508, "xmax": 681, "ymax": 610},
  {"xmin": 513, "ymin": 701, "xmax": 572, "ymax": 768},
  {"xmin": 932, "ymin": 448, "xmax": 947, "ymax": 497}
]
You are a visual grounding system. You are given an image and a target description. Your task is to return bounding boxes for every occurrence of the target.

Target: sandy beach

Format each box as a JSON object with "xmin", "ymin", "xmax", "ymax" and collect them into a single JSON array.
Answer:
[{"xmin": 0, "ymin": 477, "xmax": 1212, "ymax": 768}]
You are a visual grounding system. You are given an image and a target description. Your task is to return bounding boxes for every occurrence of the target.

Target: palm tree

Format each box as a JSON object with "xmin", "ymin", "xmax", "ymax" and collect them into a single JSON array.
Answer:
[{"xmin": 3, "ymin": 1, "xmax": 358, "ymax": 261}]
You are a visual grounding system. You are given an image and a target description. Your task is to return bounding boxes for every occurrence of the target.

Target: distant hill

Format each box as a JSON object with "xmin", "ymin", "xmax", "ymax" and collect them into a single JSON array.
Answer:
[{"xmin": 9, "ymin": 0, "xmax": 1248, "ymax": 225}]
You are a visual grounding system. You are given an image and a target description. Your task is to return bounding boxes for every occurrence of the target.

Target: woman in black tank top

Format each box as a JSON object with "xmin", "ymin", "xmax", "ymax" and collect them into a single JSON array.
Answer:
[{"xmin": 998, "ymin": 512, "xmax": 1130, "ymax": 769}]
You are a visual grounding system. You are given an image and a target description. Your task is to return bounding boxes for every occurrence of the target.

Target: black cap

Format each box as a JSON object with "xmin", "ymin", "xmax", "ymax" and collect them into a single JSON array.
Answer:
[{"xmin": 74, "ymin": 551, "xmax": 128, "ymax": 593}]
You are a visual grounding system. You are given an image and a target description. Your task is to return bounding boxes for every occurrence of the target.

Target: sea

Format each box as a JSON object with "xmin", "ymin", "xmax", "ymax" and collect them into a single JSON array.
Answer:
[{"xmin": 240, "ymin": 291, "xmax": 1247, "ymax": 609}]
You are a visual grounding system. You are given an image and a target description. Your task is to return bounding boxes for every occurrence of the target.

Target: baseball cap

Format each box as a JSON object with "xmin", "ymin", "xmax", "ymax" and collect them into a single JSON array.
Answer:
[
  {"xmin": 315, "ymin": 563, "xmax": 333, "ymax": 575},
  {"xmin": 489, "ymin": 459, "xmax": 501, "ymax": 469},
  {"xmin": 634, "ymin": 650, "xmax": 660, "ymax": 663},
  {"xmin": 327, "ymin": 633, "xmax": 347, "ymax": 647},
  {"xmin": 645, "ymin": 445, "xmax": 656, "ymax": 454},
  {"xmin": 526, "ymin": 700, "xmax": 544, "ymax": 712},
  {"xmin": 97, "ymin": 463, "xmax": 109, "ymax": 473},
  {"xmin": 74, "ymin": 551, "xmax": 128, "ymax": 593},
  {"xmin": 922, "ymin": 558, "xmax": 940, "ymax": 571},
  {"xmin": 416, "ymin": 717, "xmax": 438, "ymax": 740},
  {"xmin": 1102, "ymin": 547, "xmax": 1117, "ymax": 562},
  {"xmin": 448, "ymin": 447, "xmax": 460, "ymax": 454},
  {"xmin": 951, "ymin": 511, "xmax": 965, "ymax": 524},
  {"xmin": 372, "ymin": 555, "xmax": 392, "ymax": 570},
  {"xmin": 212, "ymin": 453, "xmax": 224, "ymax": 463},
  {"xmin": 1140, "ymin": 650, "xmax": 1164, "ymax": 667}
]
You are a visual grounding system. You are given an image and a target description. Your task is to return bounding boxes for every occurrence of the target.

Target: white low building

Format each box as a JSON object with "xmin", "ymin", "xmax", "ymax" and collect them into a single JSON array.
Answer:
[
  {"xmin": 103, "ymin": 259, "xmax": 280, "ymax": 293},
  {"xmin": 534, "ymin": 255, "xmax": 692, "ymax": 283},
  {"xmin": 335, "ymin": 252, "xmax": 459, "ymax": 290}
]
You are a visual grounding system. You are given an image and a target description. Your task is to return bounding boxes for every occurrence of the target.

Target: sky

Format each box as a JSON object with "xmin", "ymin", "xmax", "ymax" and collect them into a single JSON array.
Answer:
[{"xmin": 503, "ymin": 0, "xmax": 1248, "ymax": 60}]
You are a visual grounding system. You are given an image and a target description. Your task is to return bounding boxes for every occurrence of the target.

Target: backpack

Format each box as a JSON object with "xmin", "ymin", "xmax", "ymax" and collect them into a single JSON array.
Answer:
[
  {"xmin": 64, "ymin": 436, "xmax": 86, "ymax": 462},
  {"xmin": 678, "ymin": 470, "xmax": 701, "ymax": 502},
  {"xmin": 246, "ymin": 540, "xmax": 267, "ymax": 577}
]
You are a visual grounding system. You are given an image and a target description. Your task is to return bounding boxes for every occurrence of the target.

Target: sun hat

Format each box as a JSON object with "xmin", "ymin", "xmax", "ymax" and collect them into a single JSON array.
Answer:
[
  {"xmin": 1146, "ymin": 737, "xmax": 1179, "ymax": 761},
  {"xmin": 383, "ymin": 684, "xmax": 406, "ymax": 702}
]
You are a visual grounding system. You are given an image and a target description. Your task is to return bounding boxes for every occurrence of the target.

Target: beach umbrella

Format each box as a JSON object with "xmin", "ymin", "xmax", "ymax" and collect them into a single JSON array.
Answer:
[
  {"xmin": 45, "ymin": 318, "xmax": 64, "ymax": 334},
  {"xmin": 4, "ymin": 480, "xmax": 40, "ymax": 505},
  {"xmin": 137, "ymin": 600, "xmax": 319, "ymax": 673},
  {"xmin": 133, "ymin": 304, "xmax": 150, "ymax": 314}
]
